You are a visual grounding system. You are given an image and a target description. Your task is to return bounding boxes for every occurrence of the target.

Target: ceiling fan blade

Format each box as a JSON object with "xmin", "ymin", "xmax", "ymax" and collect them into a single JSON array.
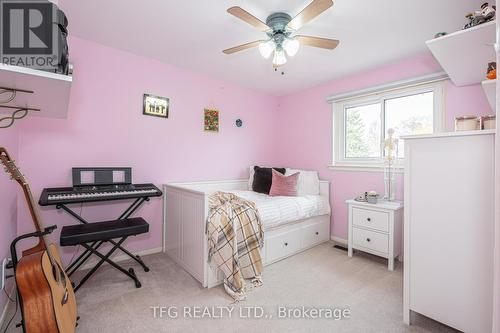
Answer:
[
  {"xmin": 295, "ymin": 35, "xmax": 339, "ymax": 49},
  {"xmin": 287, "ymin": 0, "xmax": 334, "ymax": 31},
  {"xmin": 227, "ymin": 7, "xmax": 271, "ymax": 32},
  {"xmin": 223, "ymin": 40, "xmax": 264, "ymax": 54}
]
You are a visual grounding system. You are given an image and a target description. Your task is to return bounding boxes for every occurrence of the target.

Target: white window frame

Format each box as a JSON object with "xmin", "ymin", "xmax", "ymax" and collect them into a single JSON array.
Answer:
[{"xmin": 329, "ymin": 79, "xmax": 445, "ymax": 172}]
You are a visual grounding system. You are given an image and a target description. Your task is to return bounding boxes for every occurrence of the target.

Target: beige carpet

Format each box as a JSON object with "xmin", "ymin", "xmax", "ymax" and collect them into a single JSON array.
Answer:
[{"xmin": 2, "ymin": 242, "xmax": 458, "ymax": 333}]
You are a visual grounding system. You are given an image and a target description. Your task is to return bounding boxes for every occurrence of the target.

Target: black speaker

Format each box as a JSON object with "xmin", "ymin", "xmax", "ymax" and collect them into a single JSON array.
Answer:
[{"xmin": 52, "ymin": 4, "xmax": 69, "ymax": 74}]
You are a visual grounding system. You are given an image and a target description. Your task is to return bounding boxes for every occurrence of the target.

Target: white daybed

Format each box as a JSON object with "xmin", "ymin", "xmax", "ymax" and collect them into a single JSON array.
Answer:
[{"xmin": 162, "ymin": 178, "xmax": 331, "ymax": 288}]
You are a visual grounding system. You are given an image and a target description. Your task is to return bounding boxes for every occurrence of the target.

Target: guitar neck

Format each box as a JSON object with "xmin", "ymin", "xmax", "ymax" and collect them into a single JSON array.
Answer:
[
  {"xmin": 0, "ymin": 147, "xmax": 53, "ymax": 258},
  {"xmin": 21, "ymin": 179, "xmax": 52, "ymax": 255}
]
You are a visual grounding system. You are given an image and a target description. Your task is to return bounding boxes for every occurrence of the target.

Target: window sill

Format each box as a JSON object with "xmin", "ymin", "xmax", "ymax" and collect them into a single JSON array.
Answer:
[{"xmin": 327, "ymin": 164, "xmax": 404, "ymax": 173}]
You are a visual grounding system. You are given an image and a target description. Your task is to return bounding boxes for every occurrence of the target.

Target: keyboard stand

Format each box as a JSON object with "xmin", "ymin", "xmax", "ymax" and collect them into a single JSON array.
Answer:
[{"xmin": 56, "ymin": 197, "xmax": 151, "ymax": 281}]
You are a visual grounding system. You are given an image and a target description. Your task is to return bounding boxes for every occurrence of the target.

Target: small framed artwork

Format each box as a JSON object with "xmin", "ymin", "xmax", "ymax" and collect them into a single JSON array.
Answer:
[
  {"xmin": 143, "ymin": 94, "xmax": 169, "ymax": 118},
  {"xmin": 204, "ymin": 108, "xmax": 219, "ymax": 132}
]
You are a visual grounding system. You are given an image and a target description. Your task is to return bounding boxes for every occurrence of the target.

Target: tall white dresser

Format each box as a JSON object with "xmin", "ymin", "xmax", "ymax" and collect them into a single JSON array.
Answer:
[{"xmin": 403, "ymin": 130, "xmax": 495, "ymax": 333}]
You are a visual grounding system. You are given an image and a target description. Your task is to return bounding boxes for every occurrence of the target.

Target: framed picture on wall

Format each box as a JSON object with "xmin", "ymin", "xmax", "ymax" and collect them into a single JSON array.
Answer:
[
  {"xmin": 143, "ymin": 94, "xmax": 169, "ymax": 118},
  {"xmin": 204, "ymin": 108, "xmax": 219, "ymax": 132}
]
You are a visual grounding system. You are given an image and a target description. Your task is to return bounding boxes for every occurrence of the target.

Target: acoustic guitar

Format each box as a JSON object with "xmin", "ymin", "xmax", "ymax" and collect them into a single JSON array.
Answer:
[{"xmin": 0, "ymin": 147, "xmax": 77, "ymax": 333}]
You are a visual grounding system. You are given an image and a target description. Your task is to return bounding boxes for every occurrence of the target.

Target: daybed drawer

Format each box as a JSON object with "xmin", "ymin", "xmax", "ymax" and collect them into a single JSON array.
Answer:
[
  {"xmin": 352, "ymin": 228, "xmax": 388, "ymax": 254},
  {"xmin": 266, "ymin": 229, "xmax": 301, "ymax": 263},
  {"xmin": 352, "ymin": 207, "xmax": 389, "ymax": 232},
  {"xmin": 302, "ymin": 220, "xmax": 330, "ymax": 248}
]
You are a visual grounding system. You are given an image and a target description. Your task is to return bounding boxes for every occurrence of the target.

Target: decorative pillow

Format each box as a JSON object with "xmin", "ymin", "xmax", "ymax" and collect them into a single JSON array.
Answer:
[
  {"xmin": 269, "ymin": 170, "xmax": 300, "ymax": 196},
  {"xmin": 252, "ymin": 166, "xmax": 286, "ymax": 194},
  {"xmin": 248, "ymin": 165, "xmax": 257, "ymax": 190},
  {"xmin": 286, "ymin": 168, "xmax": 320, "ymax": 196}
]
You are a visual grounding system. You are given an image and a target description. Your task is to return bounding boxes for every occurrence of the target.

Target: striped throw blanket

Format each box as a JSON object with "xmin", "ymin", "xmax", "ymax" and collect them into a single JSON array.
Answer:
[{"xmin": 206, "ymin": 192, "xmax": 264, "ymax": 301}]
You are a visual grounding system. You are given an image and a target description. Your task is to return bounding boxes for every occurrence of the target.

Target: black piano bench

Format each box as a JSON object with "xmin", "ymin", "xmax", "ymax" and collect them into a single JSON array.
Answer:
[{"xmin": 60, "ymin": 218, "xmax": 150, "ymax": 292}]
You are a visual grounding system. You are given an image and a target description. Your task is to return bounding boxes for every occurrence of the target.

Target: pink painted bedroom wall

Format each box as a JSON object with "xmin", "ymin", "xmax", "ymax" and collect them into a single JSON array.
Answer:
[
  {"xmin": 0, "ymin": 127, "xmax": 19, "ymax": 321},
  {"xmin": 4, "ymin": 40, "xmax": 493, "ymax": 268},
  {"xmin": 15, "ymin": 36, "xmax": 280, "ymax": 263},
  {"xmin": 275, "ymin": 53, "xmax": 493, "ymax": 240}
]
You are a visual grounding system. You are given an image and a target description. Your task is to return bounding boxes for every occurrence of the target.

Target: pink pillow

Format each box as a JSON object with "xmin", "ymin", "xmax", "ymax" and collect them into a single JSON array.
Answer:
[{"xmin": 269, "ymin": 170, "xmax": 300, "ymax": 196}]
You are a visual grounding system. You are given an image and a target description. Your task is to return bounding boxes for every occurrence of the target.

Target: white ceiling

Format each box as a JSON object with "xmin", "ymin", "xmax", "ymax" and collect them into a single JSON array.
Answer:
[{"xmin": 59, "ymin": 0, "xmax": 483, "ymax": 96}]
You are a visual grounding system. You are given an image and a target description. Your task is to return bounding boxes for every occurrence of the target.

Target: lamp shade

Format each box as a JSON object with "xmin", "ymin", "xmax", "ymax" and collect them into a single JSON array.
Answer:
[
  {"xmin": 273, "ymin": 48, "xmax": 287, "ymax": 67},
  {"xmin": 259, "ymin": 40, "xmax": 275, "ymax": 59},
  {"xmin": 283, "ymin": 38, "xmax": 300, "ymax": 57}
]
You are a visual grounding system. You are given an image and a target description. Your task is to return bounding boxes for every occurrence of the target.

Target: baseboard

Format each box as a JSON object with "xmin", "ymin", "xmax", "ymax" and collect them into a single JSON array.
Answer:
[
  {"xmin": 0, "ymin": 284, "xmax": 16, "ymax": 331},
  {"xmin": 77, "ymin": 246, "xmax": 163, "ymax": 272},
  {"xmin": 331, "ymin": 235, "xmax": 347, "ymax": 246}
]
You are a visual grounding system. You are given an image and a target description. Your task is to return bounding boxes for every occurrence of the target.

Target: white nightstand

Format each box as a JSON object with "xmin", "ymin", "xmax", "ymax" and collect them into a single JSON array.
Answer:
[{"xmin": 346, "ymin": 199, "xmax": 403, "ymax": 271}]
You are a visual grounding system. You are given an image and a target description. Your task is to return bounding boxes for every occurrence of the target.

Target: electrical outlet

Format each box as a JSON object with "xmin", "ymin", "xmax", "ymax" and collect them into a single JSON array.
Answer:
[{"xmin": 1, "ymin": 258, "xmax": 12, "ymax": 290}]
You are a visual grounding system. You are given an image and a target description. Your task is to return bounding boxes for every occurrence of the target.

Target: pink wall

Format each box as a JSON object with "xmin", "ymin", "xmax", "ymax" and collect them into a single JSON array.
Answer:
[
  {"xmin": 276, "ymin": 53, "xmax": 493, "ymax": 240},
  {"xmin": 0, "ymin": 127, "xmax": 19, "ymax": 322},
  {"xmin": 7, "ymin": 40, "xmax": 493, "ymax": 268},
  {"xmin": 16, "ymin": 37, "xmax": 279, "ymax": 262}
]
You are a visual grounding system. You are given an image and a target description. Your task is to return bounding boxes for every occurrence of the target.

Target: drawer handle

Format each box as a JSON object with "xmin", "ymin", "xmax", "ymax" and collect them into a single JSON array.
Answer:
[
  {"xmin": 367, "ymin": 218, "xmax": 371, "ymax": 222},
  {"xmin": 366, "ymin": 238, "xmax": 371, "ymax": 242},
  {"xmin": 315, "ymin": 232, "xmax": 319, "ymax": 235},
  {"xmin": 284, "ymin": 242, "xmax": 288, "ymax": 246}
]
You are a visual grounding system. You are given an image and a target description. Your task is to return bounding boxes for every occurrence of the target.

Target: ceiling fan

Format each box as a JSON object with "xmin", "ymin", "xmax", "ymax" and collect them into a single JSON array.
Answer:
[{"xmin": 223, "ymin": 0, "xmax": 339, "ymax": 67}]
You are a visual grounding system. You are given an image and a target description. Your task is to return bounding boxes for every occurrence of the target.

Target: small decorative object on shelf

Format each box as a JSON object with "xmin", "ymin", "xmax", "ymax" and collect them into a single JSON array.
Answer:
[
  {"xmin": 383, "ymin": 129, "xmax": 398, "ymax": 201},
  {"xmin": 366, "ymin": 191, "xmax": 379, "ymax": 204},
  {"xmin": 235, "ymin": 119, "xmax": 243, "ymax": 127},
  {"xmin": 0, "ymin": 1, "xmax": 70, "ymax": 75},
  {"xmin": 354, "ymin": 190, "xmax": 378, "ymax": 203},
  {"xmin": 463, "ymin": 2, "xmax": 496, "ymax": 29},
  {"xmin": 455, "ymin": 115, "xmax": 480, "ymax": 131},
  {"xmin": 143, "ymin": 94, "xmax": 169, "ymax": 118},
  {"xmin": 487, "ymin": 62, "xmax": 496, "ymax": 79},
  {"xmin": 481, "ymin": 115, "xmax": 496, "ymax": 130},
  {"xmin": 204, "ymin": 108, "xmax": 219, "ymax": 132},
  {"xmin": 434, "ymin": 32, "xmax": 447, "ymax": 38}
]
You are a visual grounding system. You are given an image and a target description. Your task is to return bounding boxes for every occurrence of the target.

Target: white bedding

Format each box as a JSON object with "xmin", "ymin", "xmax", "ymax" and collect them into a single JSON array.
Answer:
[{"xmin": 229, "ymin": 190, "xmax": 331, "ymax": 229}]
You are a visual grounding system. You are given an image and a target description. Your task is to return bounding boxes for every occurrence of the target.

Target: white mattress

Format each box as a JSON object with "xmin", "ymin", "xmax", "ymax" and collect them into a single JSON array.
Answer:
[{"xmin": 230, "ymin": 190, "xmax": 331, "ymax": 229}]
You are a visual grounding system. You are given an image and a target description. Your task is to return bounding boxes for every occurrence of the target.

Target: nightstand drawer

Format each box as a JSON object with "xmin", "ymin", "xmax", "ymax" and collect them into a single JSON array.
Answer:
[
  {"xmin": 352, "ymin": 207, "xmax": 389, "ymax": 232},
  {"xmin": 353, "ymin": 228, "xmax": 388, "ymax": 254}
]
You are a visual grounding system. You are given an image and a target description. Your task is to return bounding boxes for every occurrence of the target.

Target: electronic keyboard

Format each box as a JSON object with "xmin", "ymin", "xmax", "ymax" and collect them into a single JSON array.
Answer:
[{"xmin": 39, "ymin": 183, "xmax": 162, "ymax": 206}]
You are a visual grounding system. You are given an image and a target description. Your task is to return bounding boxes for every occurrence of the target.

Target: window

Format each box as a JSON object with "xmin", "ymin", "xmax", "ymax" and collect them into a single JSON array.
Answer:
[
  {"xmin": 345, "ymin": 103, "xmax": 381, "ymax": 158},
  {"xmin": 331, "ymin": 81, "xmax": 443, "ymax": 171},
  {"xmin": 384, "ymin": 91, "xmax": 434, "ymax": 158}
]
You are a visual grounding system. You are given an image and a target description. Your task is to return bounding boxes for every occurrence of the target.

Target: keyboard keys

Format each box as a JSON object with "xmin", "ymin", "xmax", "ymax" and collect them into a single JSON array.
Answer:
[
  {"xmin": 41, "ymin": 184, "xmax": 162, "ymax": 205},
  {"xmin": 47, "ymin": 188, "xmax": 158, "ymax": 200}
]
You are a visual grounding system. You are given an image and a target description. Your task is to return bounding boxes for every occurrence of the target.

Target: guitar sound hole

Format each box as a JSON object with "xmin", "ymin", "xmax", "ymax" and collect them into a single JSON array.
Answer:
[
  {"xmin": 51, "ymin": 265, "xmax": 59, "ymax": 283},
  {"xmin": 51, "ymin": 262, "xmax": 67, "ymax": 288},
  {"xmin": 57, "ymin": 262, "xmax": 67, "ymax": 287}
]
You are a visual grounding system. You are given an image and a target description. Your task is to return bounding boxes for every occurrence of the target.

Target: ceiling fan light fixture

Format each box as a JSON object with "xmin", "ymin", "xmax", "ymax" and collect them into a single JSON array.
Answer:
[
  {"xmin": 258, "ymin": 40, "xmax": 275, "ymax": 59},
  {"xmin": 283, "ymin": 38, "xmax": 300, "ymax": 57},
  {"xmin": 224, "ymin": 1, "xmax": 338, "ymax": 67},
  {"xmin": 273, "ymin": 48, "xmax": 287, "ymax": 67}
]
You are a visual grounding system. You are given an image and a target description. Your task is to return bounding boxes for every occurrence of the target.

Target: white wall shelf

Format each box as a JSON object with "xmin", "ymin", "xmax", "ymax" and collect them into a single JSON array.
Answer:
[
  {"xmin": 426, "ymin": 21, "xmax": 496, "ymax": 87},
  {"xmin": 0, "ymin": 63, "xmax": 72, "ymax": 119},
  {"xmin": 481, "ymin": 79, "xmax": 496, "ymax": 112}
]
